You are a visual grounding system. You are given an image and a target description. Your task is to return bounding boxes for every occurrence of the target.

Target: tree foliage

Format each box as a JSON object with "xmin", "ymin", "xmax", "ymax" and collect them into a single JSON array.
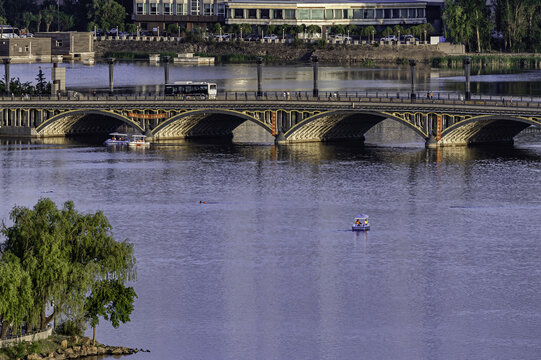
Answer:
[
  {"xmin": 0, "ymin": 198, "xmax": 136, "ymax": 340},
  {"xmin": 87, "ymin": 0, "xmax": 127, "ymax": 33}
]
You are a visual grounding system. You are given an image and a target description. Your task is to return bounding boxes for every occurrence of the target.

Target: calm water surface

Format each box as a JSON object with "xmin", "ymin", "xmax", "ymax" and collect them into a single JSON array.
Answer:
[
  {"xmin": 7, "ymin": 62, "xmax": 541, "ymax": 96},
  {"xmin": 1, "ymin": 128, "xmax": 541, "ymax": 360}
]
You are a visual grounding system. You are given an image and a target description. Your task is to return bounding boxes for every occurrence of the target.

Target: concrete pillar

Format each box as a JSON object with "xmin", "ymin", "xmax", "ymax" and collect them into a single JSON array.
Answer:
[
  {"xmin": 409, "ymin": 59, "xmax": 416, "ymax": 100},
  {"xmin": 312, "ymin": 55, "xmax": 319, "ymax": 97},
  {"xmin": 256, "ymin": 57, "xmax": 263, "ymax": 97},
  {"xmin": 464, "ymin": 56, "xmax": 471, "ymax": 100},
  {"xmin": 163, "ymin": 56, "xmax": 170, "ymax": 85},
  {"xmin": 108, "ymin": 58, "xmax": 115, "ymax": 95},
  {"xmin": 3, "ymin": 58, "xmax": 10, "ymax": 95}
]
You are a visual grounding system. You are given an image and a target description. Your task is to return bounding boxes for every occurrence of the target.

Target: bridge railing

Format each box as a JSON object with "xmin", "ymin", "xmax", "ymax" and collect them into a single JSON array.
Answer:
[{"xmin": 1, "ymin": 91, "xmax": 540, "ymax": 108}]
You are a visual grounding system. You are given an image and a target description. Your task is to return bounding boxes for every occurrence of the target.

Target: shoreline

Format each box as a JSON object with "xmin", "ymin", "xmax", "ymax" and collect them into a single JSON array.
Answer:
[{"xmin": 0, "ymin": 335, "xmax": 148, "ymax": 360}]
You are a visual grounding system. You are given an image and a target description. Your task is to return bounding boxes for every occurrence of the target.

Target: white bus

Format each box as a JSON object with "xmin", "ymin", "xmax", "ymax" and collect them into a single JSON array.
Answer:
[{"xmin": 165, "ymin": 81, "xmax": 217, "ymax": 99}]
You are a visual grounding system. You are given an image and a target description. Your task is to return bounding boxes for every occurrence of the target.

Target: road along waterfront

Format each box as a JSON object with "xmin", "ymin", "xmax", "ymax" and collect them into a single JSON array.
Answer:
[{"xmin": 0, "ymin": 130, "xmax": 540, "ymax": 359}]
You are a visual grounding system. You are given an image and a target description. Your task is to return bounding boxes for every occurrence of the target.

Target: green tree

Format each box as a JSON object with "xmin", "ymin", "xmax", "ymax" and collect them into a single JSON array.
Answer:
[
  {"xmin": 346, "ymin": 24, "xmax": 357, "ymax": 36},
  {"xmin": 0, "ymin": 252, "xmax": 33, "ymax": 339},
  {"xmin": 382, "ymin": 26, "xmax": 393, "ymax": 37},
  {"xmin": 87, "ymin": 0, "xmax": 126, "ymax": 33},
  {"xmin": 42, "ymin": 5, "xmax": 56, "ymax": 32},
  {"xmin": 331, "ymin": 24, "xmax": 345, "ymax": 35},
  {"xmin": 35, "ymin": 67, "xmax": 47, "ymax": 95},
  {"xmin": 167, "ymin": 23, "xmax": 179, "ymax": 36},
  {"xmin": 306, "ymin": 25, "xmax": 321, "ymax": 39},
  {"xmin": 22, "ymin": 11, "xmax": 35, "ymax": 33},
  {"xmin": 362, "ymin": 25, "xmax": 376, "ymax": 43},
  {"xmin": 1, "ymin": 198, "xmax": 136, "ymax": 333},
  {"xmin": 59, "ymin": 12, "xmax": 74, "ymax": 31},
  {"xmin": 85, "ymin": 279, "xmax": 137, "ymax": 344},
  {"xmin": 35, "ymin": 11, "xmax": 42, "ymax": 32},
  {"xmin": 443, "ymin": 0, "xmax": 491, "ymax": 52}
]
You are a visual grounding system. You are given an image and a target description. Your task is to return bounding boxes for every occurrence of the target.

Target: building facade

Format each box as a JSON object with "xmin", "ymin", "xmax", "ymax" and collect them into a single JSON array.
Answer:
[{"xmin": 132, "ymin": 0, "xmax": 436, "ymax": 33}]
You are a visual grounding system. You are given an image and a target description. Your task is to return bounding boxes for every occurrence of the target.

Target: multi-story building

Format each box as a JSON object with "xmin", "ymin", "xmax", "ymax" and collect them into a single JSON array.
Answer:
[
  {"xmin": 132, "ymin": 0, "xmax": 224, "ymax": 32},
  {"xmin": 132, "ymin": 0, "xmax": 441, "ymax": 34}
]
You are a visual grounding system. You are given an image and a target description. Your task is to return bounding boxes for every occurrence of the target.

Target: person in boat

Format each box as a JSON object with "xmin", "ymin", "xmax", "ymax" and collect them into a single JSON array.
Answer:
[{"xmin": 355, "ymin": 219, "xmax": 361, "ymax": 226}]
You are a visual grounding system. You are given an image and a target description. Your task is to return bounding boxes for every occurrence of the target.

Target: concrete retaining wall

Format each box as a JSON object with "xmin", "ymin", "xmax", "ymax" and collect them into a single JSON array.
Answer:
[{"xmin": 0, "ymin": 327, "xmax": 53, "ymax": 348}]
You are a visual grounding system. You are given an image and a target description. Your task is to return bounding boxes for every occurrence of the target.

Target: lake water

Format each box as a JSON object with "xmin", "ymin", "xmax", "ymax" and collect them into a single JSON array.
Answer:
[
  {"xmin": 7, "ymin": 61, "xmax": 541, "ymax": 97},
  {"xmin": 0, "ymin": 63, "xmax": 541, "ymax": 359}
]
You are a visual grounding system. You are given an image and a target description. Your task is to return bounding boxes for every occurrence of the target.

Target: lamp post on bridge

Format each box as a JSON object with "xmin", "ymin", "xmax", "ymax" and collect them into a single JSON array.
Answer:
[
  {"xmin": 409, "ymin": 59, "xmax": 416, "ymax": 100},
  {"xmin": 312, "ymin": 54, "xmax": 319, "ymax": 97},
  {"xmin": 108, "ymin": 58, "xmax": 115, "ymax": 96},
  {"xmin": 464, "ymin": 56, "xmax": 472, "ymax": 100},
  {"xmin": 163, "ymin": 56, "xmax": 170, "ymax": 86},
  {"xmin": 3, "ymin": 58, "xmax": 10, "ymax": 95},
  {"xmin": 256, "ymin": 57, "xmax": 263, "ymax": 97}
]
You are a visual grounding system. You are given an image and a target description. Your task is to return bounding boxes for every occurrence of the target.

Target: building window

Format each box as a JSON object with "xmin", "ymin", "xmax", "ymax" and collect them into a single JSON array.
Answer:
[
  {"xmin": 217, "ymin": 3, "xmax": 225, "ymax": 16},
  {"xmin": 234, "ymin": 9, "xmax": 244, "ymax": 19},
  {"xmin": 364, "ymin": 9, "xmax": 374, "ymax": 18},
  {"xmin": 353, "ymin": 9, "xmax": 363, "ymax": 19},
  {"xmin": 150, "ymin": 3, "xmax": 157, "ymax": 15},
  {"xmin": 418, "ymin": 8, "xmax": 425, "ymax": 18},
  {"xmin": 204, "ymin": 4, "xmax": 212, "ymax": 15},
  {"xmin": 392, "ymin": 9, "xmax": 399, "ymax": 18},
  {"xmin": 334, "ymin": 9, "xmax": 342, "ymax": 19},
  {"xmin": 136, "ymin": 3, "xmax": 144, "ymax": 14},
  {"xmin": 25, "ymin": 45, "xmax": 29, "ymax": 52},
  {"xmin": 384, "ymin": 9, "xmax": 391, "ymax": 18},
  {"xmin": 248, "ymin": 9, "xmax": 257, "ymax": 19},
  {"xmin": 272, "ymin": 9, "xmax": 282, "ymax": 19},
  {"xmin": 260, "ymin": 9, "xmax": 269, "ymax": 19},
  {"xmin": 284, "ymin": 9, "xmax": 295, "ymax": 19},
  {"xmin": 298, "ymin": 9, "xmax": 310, "ymax": 20},
  {"xmin": 375, "ymin": 9, "xmax": 384, "ymax": 19},
  {"xmin": 190, "ymin": 0, "xmax": 199, "ymax": 15},
  {"xmin": 325, "ymin": 9, "xmax": 333, "ymax": 19},
  {"xmin": 311, "ymin": 9, "xmax": 324, "ymax": 20},
  {"xmin": 56, "ymin": 40, "xmax": 63, "ymax": 46},
  {"xmin": 177, "ymin": 4, "xmax": 185, "ymax": 15},
  {"xmin": 164, "ymin": 3, "xmax": 171, "ymax": 14}
]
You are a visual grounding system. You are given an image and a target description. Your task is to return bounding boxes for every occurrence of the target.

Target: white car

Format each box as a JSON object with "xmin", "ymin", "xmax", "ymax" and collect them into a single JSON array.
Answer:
[
  {"xmin": 381, "ymin": 35, "xmax": 397, "ymax": 41},
  {"xmin": 263, "ymin": 34, "xmax": 278, "ymax": 40}
]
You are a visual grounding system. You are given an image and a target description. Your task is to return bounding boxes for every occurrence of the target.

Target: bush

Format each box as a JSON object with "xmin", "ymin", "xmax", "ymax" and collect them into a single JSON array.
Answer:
[{"xmin": 56, "ymin": 320, "xmax": 85, "ymax": 337}]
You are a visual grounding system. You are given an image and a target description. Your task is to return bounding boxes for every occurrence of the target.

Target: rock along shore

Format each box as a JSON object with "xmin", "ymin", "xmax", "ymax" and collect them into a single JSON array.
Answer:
[
  {"xmin": 94, "ymin": 40, "xmax": 447, "ymax": 64},
  {"xmin": 24, "ymin": 336, "xmax": 149, "ymax": 360}
]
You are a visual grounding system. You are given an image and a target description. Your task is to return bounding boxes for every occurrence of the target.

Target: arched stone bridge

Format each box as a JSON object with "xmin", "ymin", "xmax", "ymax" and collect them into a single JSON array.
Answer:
[{"xmin": 0, "ymin": 94, "xmax": 540, "ymax": 148}]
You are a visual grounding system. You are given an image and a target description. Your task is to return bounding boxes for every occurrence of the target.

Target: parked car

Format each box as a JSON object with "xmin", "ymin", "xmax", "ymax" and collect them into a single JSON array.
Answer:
[
  {"xmin": 244, "ymin": 34, "xmax": 260, "ymax": 41},
  {"xmin": 380, "ymin": 35, "xmax": 397, "ymax": 42},
  {"xmin": 400, "ymin": 35, "xmax": 419, "ymax": 42},
  {"xmin": 333, "ymin": 34, "xmax": 352, "ymax": 41},
  {"xmin": 214, "ymin": 34, "xmax": 230, "ymax": 40},
  {"xmin": 263, "ymin": 34, "xmax": 278, "ymax": 40}
]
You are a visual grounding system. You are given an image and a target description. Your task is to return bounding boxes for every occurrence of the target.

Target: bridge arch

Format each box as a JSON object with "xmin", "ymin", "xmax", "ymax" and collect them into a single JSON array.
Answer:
[
  {"xmin": 36, "ymin": 109, "xmax": 144, "ymax": 136},
  {"xmin": 440, "ymin": 114, "xmax": 541, "ymax": 146},
  {"xmin": 151, "ymin": 109, "xmax": 272, "ymax": 139},
  {"xmin": 282, "ymin": 110, "xmax": 428, "ymax": 143}
]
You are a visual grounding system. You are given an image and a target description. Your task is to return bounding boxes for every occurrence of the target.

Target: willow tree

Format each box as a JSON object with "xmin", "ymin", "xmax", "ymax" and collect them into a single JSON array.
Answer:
[
  {"xmin": 0, "ymin": 198, "xmax": 136, "ymax": 334},
  {"xmin": 0, "ymin": 252, "xmax": 33, "ymax": 339}
]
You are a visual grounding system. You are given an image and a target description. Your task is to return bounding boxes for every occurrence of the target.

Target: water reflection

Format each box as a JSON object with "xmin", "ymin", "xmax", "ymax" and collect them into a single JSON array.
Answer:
[{"xmin": 5, "ymin": 62, "xmax": 541, "ymax": 96}]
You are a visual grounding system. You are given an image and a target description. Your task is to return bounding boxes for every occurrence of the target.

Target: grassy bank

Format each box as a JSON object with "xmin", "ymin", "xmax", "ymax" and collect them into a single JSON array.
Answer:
[
  {"xmin": 0, "ymin": 335, "xmax": 69, "ymax": 359},
  {"xmin": 431, "ymin": 54, "xmax": 541, "ymax": 69}
]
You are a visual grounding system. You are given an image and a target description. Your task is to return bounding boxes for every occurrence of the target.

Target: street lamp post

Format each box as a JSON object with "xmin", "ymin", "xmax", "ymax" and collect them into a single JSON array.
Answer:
[
  {"xmin": 256, "ymin": 57, "xmax": 263, "ymax": 97},
  {"xmin": 409, "ymin": 59, "xmax": 417, "ymax": 100},
  {"xmin": 312, "ymin": 55, "xmax": 319, "ymax": 97},
  {"xmin": 3, "ymin": 58, "xmax": 10, "ymax": 95},
  {"xmin": 464, "ymin": 57, "xmax": 472, "ymax": 100},
  {"xmin": 108, "ymin": 58, "xmax": 115, "ymax": 95}
]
